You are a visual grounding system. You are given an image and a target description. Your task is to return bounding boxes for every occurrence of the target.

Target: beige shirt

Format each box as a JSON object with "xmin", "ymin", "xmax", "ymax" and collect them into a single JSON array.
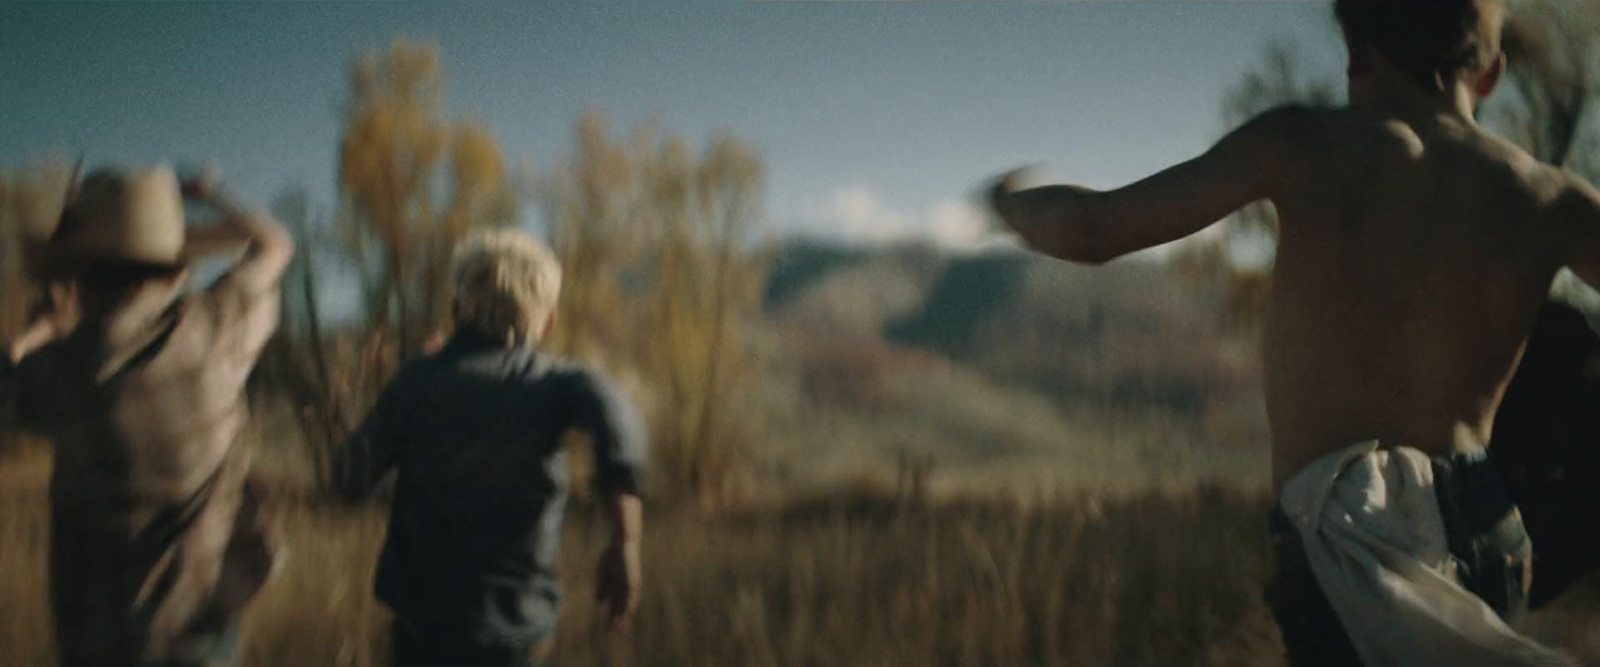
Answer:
[{"xmin": 1, "ymin": 274, "xmax": 279, "ymax": 665}]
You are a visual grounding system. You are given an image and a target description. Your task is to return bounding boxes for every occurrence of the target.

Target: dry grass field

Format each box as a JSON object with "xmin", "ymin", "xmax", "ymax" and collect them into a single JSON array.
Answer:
[
  {"xmin": 0, "ymin": 443, "xmax": 1294, "ymax": 667},
  {"xmin": 9, "ymin": 436, "xmax": 1600, "ymax": 666}
]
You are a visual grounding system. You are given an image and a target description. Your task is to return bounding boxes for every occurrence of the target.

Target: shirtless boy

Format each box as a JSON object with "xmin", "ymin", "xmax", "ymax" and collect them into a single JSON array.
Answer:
[{"xmin": 989, "ymin": 1, "xmax": 1600, "ymax": 664}]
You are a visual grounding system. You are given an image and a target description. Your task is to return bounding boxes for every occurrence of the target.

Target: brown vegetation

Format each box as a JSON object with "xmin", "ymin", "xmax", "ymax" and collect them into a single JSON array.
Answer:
[
  {"xmin": 6, "ymin": 443, "xmax": 1598, "ymax": 665},
  {"xmin": 0, "ymin": 446, "xmax": 1293, "ymax": 667},
  {"xmin": 539, "ymin": 111, "xmax": 769, "ymax": 506}
]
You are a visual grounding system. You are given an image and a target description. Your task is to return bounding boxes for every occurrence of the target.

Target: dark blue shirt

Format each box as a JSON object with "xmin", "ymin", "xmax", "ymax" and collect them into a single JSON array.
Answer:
[{"xmin": 343, "ymin": 330, "xmax": 646, "ymax": 642}]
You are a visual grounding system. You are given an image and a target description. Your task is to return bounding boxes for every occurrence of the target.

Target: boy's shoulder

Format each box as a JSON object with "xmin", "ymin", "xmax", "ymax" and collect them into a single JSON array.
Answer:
[
  {"xmin": 448, "ymin": 343, "xmax": 613, "ymax": 390},
  {"xmin": 1255, "ymin": 105, "xmax": 1579, "ymax": 198},
  {"xmin": 538, "ymin": 354, "xmax": 613, "ymax": 391},
  {"xmin": 1552, "ymin": 170, "xmax": 1600, "ymax": 229},
  {"xmin": 533, "ymin": 354, "xmax": 637, "ymax": 410},
  {"xmin": 1246, "ymin": 105, "xmax": 1426, "ymax": 159},
  {"xmin": 1222, "ymin": 105, "xmax": 1396, "ymax": 177}
]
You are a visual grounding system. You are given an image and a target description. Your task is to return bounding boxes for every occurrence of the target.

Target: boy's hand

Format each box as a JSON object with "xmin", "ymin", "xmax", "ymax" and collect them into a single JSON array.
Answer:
[
  {"xmin": 986, "ymin": 167, "xmax": 1033, "ymax": 234},
  {"xmin": 9, "ymin": 319, "xmax": 63, "ymax": 365},
  {"xmin": 10, "ymin": 283, "xmax": 79, "ymax": 363},
  {"xmin": 595, "ymin": 539, "xmax": 641, "ymax": 631},
  {"xmin": 179, "ymin": 164, "xmax": 221, "ymax": 201}
]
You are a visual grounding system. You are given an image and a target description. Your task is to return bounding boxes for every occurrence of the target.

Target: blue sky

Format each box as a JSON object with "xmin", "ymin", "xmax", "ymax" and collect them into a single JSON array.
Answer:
[{"xmin": 0, "ymin": 2, "xmax": 1344, "ymax": 249}]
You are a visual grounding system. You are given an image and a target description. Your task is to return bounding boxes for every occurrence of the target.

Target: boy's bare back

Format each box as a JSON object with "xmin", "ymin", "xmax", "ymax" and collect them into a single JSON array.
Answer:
[
  {"xmin": 1262, "ymin": 107, "xmax": 1600, "ymax": 490},
  {"xmin": 990, "ymin": 2, "xmax": 1600, "ymax": 661},
  {"xmin": 991, "ymin": 103, "xmax": 1600, "ymax": 493}
]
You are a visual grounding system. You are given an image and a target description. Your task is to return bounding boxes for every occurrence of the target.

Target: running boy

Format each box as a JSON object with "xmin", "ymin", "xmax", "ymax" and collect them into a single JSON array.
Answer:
[
  {"xmin": 0, "ymin": 165, "xmax": 292, "ymax": 666},
  {"xmin": 340, "ymin": 229, "xmax": 646, "ymax": 667},
  {"xmin": 988, "ymin": 1, "xmax": 1600, "ymax": 663}
]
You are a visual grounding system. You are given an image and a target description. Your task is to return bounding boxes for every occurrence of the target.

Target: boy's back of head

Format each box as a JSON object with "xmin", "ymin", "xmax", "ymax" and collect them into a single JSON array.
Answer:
[
  {"xmin": 1335, "ymin": 0, "xmax": 1506, "ymax": 94},
  {"xmin": 451, "ymin": 229, "xmax": 563, "ymax": 347}
]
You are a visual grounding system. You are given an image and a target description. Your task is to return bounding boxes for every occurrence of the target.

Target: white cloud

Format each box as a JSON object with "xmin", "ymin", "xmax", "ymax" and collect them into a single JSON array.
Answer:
[{"xmin": 798, "ymin": 185, "xmax": 997, "ymax": 251}]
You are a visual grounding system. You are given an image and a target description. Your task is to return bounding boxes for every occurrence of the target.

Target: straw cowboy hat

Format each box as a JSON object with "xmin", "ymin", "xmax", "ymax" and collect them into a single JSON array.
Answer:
[{"xmin": 46, "ymin": 164, "xmax": 192, "ymax": 274}]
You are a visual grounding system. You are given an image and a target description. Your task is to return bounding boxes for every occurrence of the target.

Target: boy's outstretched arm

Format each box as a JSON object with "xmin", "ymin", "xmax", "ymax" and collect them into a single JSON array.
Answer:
[
  {"xmin": 1564, "ymin": 178, "xmax": 1600, "ymax": 291},
  {"xmin": 989, "ymin": 107, "xmax": 1303, "ymax": 264}
]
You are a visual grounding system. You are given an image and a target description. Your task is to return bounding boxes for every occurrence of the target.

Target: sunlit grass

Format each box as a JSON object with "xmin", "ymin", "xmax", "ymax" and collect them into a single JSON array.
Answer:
[{"xmin": 0, "ymin": 447, "xmax": 1289, "ymax": 666}]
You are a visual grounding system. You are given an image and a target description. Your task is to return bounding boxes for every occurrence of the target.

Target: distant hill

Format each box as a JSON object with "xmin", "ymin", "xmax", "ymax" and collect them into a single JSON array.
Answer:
[
  {"xmin": 764, "ymin": 238, "xmax": 1256, "ymax": 409},
  {"xmin": 756, "ymin": 238, "xmax": 1271, "ymax": 490},
  {"xmin": 885, "ymin": 252, "xmax": 1028, "ymax": 356}
]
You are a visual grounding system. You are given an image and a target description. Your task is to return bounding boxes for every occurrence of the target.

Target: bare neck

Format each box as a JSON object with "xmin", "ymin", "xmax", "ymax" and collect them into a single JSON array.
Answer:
[{"xmin": 1348, "ymin": 76, "xmax": 1479, "ymax": 128}]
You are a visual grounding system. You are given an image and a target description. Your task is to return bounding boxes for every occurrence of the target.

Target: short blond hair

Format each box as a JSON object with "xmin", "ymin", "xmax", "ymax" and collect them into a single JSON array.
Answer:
[{"xmin": 451, "ymin": 228, "xmax": 562, "ymax": 345}]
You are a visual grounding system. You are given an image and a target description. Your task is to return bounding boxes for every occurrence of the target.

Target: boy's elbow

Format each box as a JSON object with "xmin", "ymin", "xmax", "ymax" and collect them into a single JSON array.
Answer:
[
  {"xmin": 246, "ymin": 220, "xmax": 296, "ymax": 285},
  {"xmin": 595, "ymin": 458, "xmax": 646, "ymax": 499},
  {"xmin": 260, "ymin": 217, "xmax": 296, "ymax": 261}
]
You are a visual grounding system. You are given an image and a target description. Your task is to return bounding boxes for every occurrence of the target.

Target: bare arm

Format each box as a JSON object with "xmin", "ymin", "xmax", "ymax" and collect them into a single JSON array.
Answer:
[
  {"xmin": 8, "ymin": 320, "xmax": 62, "ymax": 365},
  {"xmin": 183, "ymin": 177, "xmax": 295, "ymax": 299},
  {"xmin": 180, "ymin": 175, "xmax": 295, "ymax": 375},
  {"xmin": 1564, "ymin": 178, "xmax": 1600, "ymax": 290},
  {"xmin": 989, "ymin": 107, "xmax": 1303, "ymax": 264},
  {"xmin": 596, "ymin": 491, "xmax": 643, "ymax": 631},
  {"xmin": 8, "ymin": 282, "xmax": 79, "ymax": 364}
]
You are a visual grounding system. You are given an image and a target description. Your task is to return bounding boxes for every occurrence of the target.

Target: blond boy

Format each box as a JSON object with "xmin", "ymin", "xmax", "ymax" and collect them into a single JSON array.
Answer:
[
  {"xmin": 990, "ymin": 1, "xmax": 1600, "ymax": 664},
  {"xmin": 340, "ymin": 229, "xmax": 646, "ymax": 667}
]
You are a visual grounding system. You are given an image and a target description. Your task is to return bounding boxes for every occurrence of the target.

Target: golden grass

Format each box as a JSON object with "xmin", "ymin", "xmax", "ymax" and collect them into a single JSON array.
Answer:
[
  {"xmin": 0, "ymin": 446, "xmax": 1293, "ymax": 667},
  {"xmin": 9, "ymin": 443, "xmax": 1600, "ymax": 666}
]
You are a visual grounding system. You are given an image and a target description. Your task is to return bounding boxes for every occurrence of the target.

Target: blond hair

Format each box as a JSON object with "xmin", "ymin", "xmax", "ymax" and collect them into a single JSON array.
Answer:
[{"xmin": 451, "ymin": 229, "xmax": 562, "ymax": 345}]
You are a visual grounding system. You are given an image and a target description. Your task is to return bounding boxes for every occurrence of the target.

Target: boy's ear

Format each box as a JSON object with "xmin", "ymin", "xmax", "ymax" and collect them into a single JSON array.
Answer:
[{"xmin": 1474, "ymin": 51, "xmax": 1506, "ymax": 100}]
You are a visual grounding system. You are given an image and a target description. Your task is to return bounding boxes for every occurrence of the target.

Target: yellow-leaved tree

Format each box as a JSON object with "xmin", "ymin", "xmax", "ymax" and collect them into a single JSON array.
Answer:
[
  {"xmin": 338, "ymin": 38, "xmax": 518, "ymax": 358},
  {"xmin": 541, "ymin": 112, "xmax": 769, "ymax": 507},
  {"xmin": 281, "ymin": 38, "xmax": 521, "ymax": 492}
]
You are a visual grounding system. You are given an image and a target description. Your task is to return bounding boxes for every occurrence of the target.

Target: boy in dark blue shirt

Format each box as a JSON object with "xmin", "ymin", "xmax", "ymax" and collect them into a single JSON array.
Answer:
[{"xmin": 341, "ymin": 229, "xmax": 646, "ymax": 667}]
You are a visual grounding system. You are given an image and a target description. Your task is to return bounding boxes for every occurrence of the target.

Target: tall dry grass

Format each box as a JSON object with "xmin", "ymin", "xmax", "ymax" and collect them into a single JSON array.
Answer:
[{"xmin": 0, "ymin": 445, "xmax": 1290, "ymax": 667}]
